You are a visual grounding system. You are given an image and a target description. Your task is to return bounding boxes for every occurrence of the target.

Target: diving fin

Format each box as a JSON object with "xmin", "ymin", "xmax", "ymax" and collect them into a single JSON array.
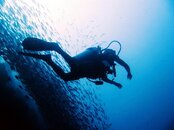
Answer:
[
  {"xmin": 22, "ymin": 37, "xmax": 58, "ymax": 51},
  {"xmin": 18, "ymin": 51, "xmax": 51, "ymax": 60}
]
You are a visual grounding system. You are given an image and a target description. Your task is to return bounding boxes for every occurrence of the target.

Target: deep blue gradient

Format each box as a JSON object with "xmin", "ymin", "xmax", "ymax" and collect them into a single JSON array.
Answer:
[
  {"xmin": 98, "ymin": 1, "xmax": 174, "ymax": 129},
  {"xmin": 1, "ymin": 0, "xmax": 174, "ymax": 130}
]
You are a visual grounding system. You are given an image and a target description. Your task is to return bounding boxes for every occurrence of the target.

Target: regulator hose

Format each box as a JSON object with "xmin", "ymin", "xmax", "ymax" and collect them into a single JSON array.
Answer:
[{"xmin": 102, "ymin": 40, "xmax": 122, "ymax": 56}]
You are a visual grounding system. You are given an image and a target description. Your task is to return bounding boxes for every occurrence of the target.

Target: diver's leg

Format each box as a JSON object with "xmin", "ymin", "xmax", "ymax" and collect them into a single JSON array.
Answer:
[
  {"xmin": 18, "ymin": 52, "xmax": 79, "ymax": 81},
  {"xmin": 22, "ymin": 37, "xmax": 76, "ymax": 68},
  {"xmin": 53, "ymin": 47, "xmax": 76, "ymax": 68},
  {"xmin": 45, "ymin": 59, "xmax": 80, "ymax": 81}
]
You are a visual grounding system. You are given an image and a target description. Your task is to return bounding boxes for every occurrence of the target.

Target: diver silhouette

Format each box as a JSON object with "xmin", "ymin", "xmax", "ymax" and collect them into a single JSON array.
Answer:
[{"xmin": 18, "ymin": 37, "xmax": 132, "ymax": 88}]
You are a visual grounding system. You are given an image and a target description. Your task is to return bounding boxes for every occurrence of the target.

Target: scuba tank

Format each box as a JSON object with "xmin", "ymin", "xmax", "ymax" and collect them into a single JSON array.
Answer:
[{"xmin": 73, "ymin": 46, "xmax": 102, "ymax": 63}]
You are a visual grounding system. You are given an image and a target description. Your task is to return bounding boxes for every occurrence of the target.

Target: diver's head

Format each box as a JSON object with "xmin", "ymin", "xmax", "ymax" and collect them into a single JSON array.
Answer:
[
  {"xmin": 102, "ymin": 49, "xmax": 117, "ymax": 61},
  {"xmin": 103, "ymin": 49, "xmax": 116, "ymax": 56}
]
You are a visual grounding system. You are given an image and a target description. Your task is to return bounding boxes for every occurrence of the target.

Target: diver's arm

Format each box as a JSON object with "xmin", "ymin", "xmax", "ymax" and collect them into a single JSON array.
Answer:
[
  {"xmin": 102, "ymin": 76, "xmax": 122, "ymax": 88},
  {"xmin": 115, "ymin": 56, "xmax": 132, "ymax": 79}
]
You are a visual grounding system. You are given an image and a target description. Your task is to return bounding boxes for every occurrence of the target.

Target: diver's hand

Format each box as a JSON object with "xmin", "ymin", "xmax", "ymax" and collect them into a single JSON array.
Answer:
[
  {"xmin": 127, "ymin": 72, "xmax": 132, "ymax": 80},
  {"xmin": 114, "ymin": 83, "xmax": 122, "ymax": 89},
  {"xmin": 117, "ymin": 83, "xmax": 123, "ymax": 89},
  {"xmin": 112, "ymin": 81, "xmax": 123, "ymax": 88}
]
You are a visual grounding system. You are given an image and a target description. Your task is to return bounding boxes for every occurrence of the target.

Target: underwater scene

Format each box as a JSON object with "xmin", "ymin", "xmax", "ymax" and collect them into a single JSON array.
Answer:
[{"xmin": 0, "ymin": 0, "xmax": 174, "ymax": 130}]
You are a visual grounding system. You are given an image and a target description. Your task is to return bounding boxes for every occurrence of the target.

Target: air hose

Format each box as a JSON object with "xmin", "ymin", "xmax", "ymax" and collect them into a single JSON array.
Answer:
[{"xmin": 101, "ymin": 40, "xmax": 122, "ymax": 56}]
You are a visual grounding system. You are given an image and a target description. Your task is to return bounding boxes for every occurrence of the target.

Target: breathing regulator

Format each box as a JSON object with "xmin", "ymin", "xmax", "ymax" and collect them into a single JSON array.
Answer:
[{"xmin": 88, "ymin": 40, "xmax": 122, "ymax": 85}]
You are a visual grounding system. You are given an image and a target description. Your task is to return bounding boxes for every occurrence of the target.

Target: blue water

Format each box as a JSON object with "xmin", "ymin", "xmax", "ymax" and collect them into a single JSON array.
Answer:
[
  {"xmin": 1, "ymin": 0, "xmax": 174, "ymax": 130},
  {"xmin": 0, "ymin": 1, "xmax": 109, "ymax": 129}
]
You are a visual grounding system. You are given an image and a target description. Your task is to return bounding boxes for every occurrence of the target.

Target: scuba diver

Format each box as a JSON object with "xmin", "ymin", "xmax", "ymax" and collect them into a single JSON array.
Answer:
[{"xmin": 18, "ymin": 37, "xmax": 132, "ymax": 88}]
